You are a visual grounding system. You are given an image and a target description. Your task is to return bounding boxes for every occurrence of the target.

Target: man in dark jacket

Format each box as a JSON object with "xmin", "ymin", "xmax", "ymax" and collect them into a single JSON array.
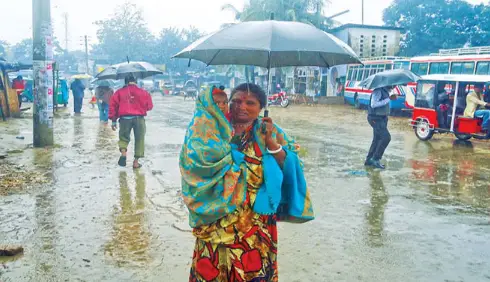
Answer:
[
  {"xmin": 70, "ymin": 79, "xmax": 85, "ymax": 114},
  {"xmin": 365, "ymin": 86, "xmax": 397, "ymax": 169}
]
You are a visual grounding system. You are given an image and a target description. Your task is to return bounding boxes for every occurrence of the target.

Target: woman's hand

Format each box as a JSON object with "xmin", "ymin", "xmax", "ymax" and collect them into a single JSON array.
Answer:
[
  {"xmin": 262, "ymin": 117, "xmax": 280, "ymax": 150},
  {"xmin": 262, "ymin": 116, "xmax": 286, "ymax": 167}
]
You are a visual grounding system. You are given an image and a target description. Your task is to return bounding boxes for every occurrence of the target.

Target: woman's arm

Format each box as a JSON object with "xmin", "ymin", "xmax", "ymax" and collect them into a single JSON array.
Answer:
[{"xmin": 262, "ymin": 117, "xmax": 286, "ymax": 167}]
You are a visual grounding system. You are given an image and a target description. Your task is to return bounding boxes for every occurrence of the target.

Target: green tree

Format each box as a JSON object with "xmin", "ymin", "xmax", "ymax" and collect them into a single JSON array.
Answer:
[
  {"xmin": 11, "ymin": 39, "xmax": 33, "ymax": 63},
  {"xmin": 222, "ymin": 0, "xmax": 332, "ymax": 30},
  {"xmin": 92, "ymin": 2, "xmax": 155, "ymax": 64},
  {"xmin": 0, "ymin": 40, "xmax": 8, "ymax": 58},
  {"xmin": 153, "ymin": 27, "xmax": 205, "ymax": 73},
  {"xmin": 383, "ymin": 0, "xmax": 484, "ymax": 56}
]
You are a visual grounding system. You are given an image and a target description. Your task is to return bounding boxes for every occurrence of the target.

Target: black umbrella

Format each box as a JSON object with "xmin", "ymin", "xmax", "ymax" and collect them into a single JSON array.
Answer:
[
  {"xmin": 95, "ymin": 61, "xmax": 163, "ymax": 80},
  {"xmin": 360, "ymin": 69, "xmax": 420, "ymax": 90},
  {"xmin": 173, "ymin": 20, "xmax": 361, "ymax": 116}
]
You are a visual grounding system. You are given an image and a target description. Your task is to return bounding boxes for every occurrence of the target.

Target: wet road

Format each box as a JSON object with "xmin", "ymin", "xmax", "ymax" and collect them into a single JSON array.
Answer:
[{"xmin": 1, "ymin": 95, "xmax": 490, "ymax": 282}]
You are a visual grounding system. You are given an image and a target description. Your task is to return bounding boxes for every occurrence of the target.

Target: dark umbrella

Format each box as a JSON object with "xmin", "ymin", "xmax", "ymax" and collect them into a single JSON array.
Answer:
[
  {"xmin": 173, "ymin": 20, "xmax": 359, "ymax": 68},
  {"xmin": 173, "ymin": 20, "xmax": 361, "ymax": 115},
  {"xmin": 360, "ymin": 69, "xmax": 420, "ymax": 90},
  {"xmin": 95, "ymin": 61, "xmax": 163, "ymax": 80}
]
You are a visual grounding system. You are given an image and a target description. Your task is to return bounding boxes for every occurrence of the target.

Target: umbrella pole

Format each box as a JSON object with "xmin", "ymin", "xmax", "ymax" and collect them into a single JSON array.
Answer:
[{"xmin": 264, "ymin": 55, "xmax": 272, "ymax": 118}]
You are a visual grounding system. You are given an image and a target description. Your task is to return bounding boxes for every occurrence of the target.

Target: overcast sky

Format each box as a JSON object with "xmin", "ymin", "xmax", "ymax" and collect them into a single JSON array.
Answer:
[{"xmin": 0, "ymin": 0, "xmax": 487, "ymax": 50}]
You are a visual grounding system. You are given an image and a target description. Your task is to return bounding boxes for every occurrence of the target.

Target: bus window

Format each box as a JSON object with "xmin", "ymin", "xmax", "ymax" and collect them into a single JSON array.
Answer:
[
  {"xmin": 385, "ymin": 64, "xmax": 393, "ymax": 70},
  {"xmin": 362, "ymin": 69, "xmax": 370, "ymax": 80},
  {"xmin": 352, "ymin": 69, "xmax": 358, "ymax": 81},
  {"xmin": 411, "ymin": 63, "xmax": 429, "ymax": 76},
  {"xmin": 476, "ymin": 62, "xmax": 490, "ymax": 75},
  {"xmin": 450, "ymin": 62, "xmax": 474, "ymax": 74},
  {"xmin": 394, "ymin": 61, "xmax": 410, "ymax": 70},
  {"xmin": 370, "ymin": 68, "xmax": 376, "ymax": 76},
  {"xmin": 347, "ymin": 68, "xmax": 354, "ymax": 80},
  {"xmin": 450, "ymin": 62, "xmax": 462, "ymax": 74},
  {"xmin": 462, "ymin": 62, "xmax": 475, "ymax": 74},
  {"xmin": 356, "ymin": 68, "xmax": 363, "ymax": 81},
  {"xmin": 429, "ymin": 62, "xmax": 449, "ymax": 74}
]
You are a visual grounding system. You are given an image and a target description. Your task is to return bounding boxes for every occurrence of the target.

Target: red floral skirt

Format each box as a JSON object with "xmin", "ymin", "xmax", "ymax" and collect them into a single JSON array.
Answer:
[{"xmin": 189, "ymin": 214, "xmax": 278, "ymax": 282}]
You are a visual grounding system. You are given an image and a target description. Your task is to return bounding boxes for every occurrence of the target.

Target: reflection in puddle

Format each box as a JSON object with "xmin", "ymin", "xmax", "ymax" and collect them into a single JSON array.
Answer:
[
  {"xmin": 365, "ymin": 172, "xmax": 389, "ymax": 248},
  {"xmin": 408, "ymin": 140, "xmax": 490, "ymax": 211},
  {"xmin": 104, "ymin": 171, "xmax": 151, "ymax": 267}
]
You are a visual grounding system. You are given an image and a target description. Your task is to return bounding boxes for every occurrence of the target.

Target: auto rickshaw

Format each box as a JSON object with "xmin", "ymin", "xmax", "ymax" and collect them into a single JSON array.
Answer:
[
  {"xmin": 0, "ymin": 59, "xmax": 30, "ymax": 119},
  {"xmin": 183, "ymin": 80, "xmax": 198, "ymax": 100},
  {"xmin": 410, "ymin": 74, "xmax": 490, "ymax": 141}
]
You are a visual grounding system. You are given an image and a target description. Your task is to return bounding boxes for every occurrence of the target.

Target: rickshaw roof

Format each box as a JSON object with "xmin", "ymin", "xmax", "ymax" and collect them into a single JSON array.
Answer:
[{"xmin": 420, "ymin": 74, "xmax": 490, "ymax": 83}]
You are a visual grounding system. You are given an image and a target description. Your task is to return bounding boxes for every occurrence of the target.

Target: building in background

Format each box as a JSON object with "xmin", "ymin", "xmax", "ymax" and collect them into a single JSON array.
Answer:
[
  {"xmin": 329, "ymin": 24, "xmax": 403, "ymax": 58},
  {"xmin": 324, "ymin": 24, "xmax": 404, "ymax": 96}
]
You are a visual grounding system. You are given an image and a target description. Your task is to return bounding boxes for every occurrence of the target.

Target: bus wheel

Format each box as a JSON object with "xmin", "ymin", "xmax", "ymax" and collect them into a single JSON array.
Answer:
[
  {"xmin": 454, "ymin": 133, "xmax": 472, "ymax": 141},
  {"xmin": 354, "ymin": 94, "xmax": 361, "ymax": 109},
  {"xmin": 414, "ymin": 119, "xmax": 434, "ymax": 141}
]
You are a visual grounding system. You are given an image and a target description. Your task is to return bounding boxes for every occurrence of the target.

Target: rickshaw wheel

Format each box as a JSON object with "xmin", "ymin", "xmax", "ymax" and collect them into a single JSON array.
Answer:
[
  {"xmin": 454, "ymin": 133, "xmax": 472, "ymax": 141},
  {"xmin": 414, "ymin": 119, "xmax": 434, "ymax": 141}
]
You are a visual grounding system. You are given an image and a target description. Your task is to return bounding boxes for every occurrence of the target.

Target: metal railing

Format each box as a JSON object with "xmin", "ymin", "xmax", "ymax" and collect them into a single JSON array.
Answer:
[{"xmin": 430, "ymin": 46, "xmax": 490, "ymax": 56}]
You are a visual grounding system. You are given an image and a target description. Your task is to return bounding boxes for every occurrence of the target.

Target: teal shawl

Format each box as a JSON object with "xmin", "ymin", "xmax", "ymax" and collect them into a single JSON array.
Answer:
[{"xmin": 180, "ymin": 88, "xmax": 314, "ymax": 228}]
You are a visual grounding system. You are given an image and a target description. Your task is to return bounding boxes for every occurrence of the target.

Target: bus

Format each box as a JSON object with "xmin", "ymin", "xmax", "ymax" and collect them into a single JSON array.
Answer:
[
  {"xmin": 344, "ymin": 57, "xmax": 411, "ymax": 111},
  {"xmin": 409, "ymin": 46, "xmax": 490, "ymax": 77}
]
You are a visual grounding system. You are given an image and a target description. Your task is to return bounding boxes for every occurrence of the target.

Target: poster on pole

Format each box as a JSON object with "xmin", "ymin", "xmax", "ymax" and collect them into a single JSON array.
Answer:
[{"xmin": 33, "ymin": 60, "xmax": 54, "ymax": 127}]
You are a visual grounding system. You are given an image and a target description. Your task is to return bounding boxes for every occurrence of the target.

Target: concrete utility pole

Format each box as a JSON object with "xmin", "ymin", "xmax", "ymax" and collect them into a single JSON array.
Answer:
[
  {"xmin": 32, "ymin": 0, "xmax": 54, "ymax": 147},
  {"xmin": 64, "ymin": 13, "xmax": 69, "ymax": 51},
  {"xmin": 84, "ymin": 35, "xmax": 89, "ymax": 75},
  {"xmin": 362, "ymin": 0, "xmax": 365, "ymax": 25}
]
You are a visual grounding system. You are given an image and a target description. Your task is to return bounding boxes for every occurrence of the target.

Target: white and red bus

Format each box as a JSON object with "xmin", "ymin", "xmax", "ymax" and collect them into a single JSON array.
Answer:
[
  {"xmin": 344, "ymin": 46, "xmax": 490, "ymax": 110},
  {"xmin": 406, "ymin": 46, "xmax": 490, "ymax": 106},
  {"xmin": 344, "ymin": 57, "xmax": 412, "ymax": 111}
]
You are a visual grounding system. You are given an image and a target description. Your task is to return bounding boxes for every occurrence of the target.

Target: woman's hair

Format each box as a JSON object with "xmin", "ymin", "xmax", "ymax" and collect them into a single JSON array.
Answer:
[{"xmin": 230, "ymin": 83, "xmax": 267, "ymax": 109}]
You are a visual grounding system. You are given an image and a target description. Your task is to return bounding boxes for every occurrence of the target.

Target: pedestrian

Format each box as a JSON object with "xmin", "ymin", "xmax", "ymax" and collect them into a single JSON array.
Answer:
[
  {"xmin": 365, "ymin": 86, "xmax": 397, "ymax": 169},
  {"xmin": 109, "ymin": 74, "xmax": 153, "ymax": 169},
  {"xmin": 180, "ymin": 83, "xmax": 314, "ymax": 281},
  {"xmin": 12, "ymin": 75, "xmax": 25, "ymax": 109},
  {"xmin": 95, "ymin": 81, "xmax": 114, "ymax": 123},
  {"xmin": 70, "ymin": 78, "xmax": 86, "ymax": 114}
]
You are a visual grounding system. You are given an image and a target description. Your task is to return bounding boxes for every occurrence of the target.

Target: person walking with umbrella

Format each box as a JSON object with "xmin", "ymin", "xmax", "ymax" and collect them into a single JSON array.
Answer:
[
  {"xmin": 109, "ymin": 74, "xmax": 153, "ymax": 169},
  {"xmin": 365, "ymin": 86, "xmax": 397, "ymax": 169},
  {"xmin": 95, "ymin": 80, "xmax": 114, "ymax": 123},
  {"xmin": 360, "ymin": 69, "xmax": 420, "ymax": 169}
]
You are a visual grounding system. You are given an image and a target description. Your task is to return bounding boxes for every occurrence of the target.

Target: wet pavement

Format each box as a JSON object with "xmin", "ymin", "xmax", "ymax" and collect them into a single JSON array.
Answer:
[{"xmin": 1, "ymin": 95, "xmax": 490, "ymax": 282}]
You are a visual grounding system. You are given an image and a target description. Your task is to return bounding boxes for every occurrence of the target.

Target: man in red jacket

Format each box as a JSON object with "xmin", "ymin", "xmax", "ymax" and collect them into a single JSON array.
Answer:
[
  {"xmin": 12, "ymin": 75, "xmax": 25, "ymax": 109},
  {"xmin": 109, "ymin": 74, "xmax": 153, "ymax": 168}
]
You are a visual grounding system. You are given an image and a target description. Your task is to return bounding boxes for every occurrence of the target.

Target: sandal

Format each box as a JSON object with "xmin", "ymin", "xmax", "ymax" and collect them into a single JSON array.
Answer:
[
  {"xmin": 133, "ymin": 163, "xmax": 142, "ymax": 169},
  {"xmin": 118, "ymin": 156, "xmax": 127, "ymax": 167}
]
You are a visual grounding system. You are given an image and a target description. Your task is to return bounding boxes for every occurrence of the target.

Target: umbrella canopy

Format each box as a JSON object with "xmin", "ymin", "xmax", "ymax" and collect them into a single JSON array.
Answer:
[
  {"xmin": 173, "ymin": 20, "xmax": 361, "ymax": 68},
  {"xmin": 94, "ymin": 80, "xmax": 114, "ymax": 87},
  {"xmin": 95, "ymin": 61, "xmax": 163, "ymax": 80},
  {"xmin": 71, "ymin": 74, "xmax": 92, "ymax": 80},
  {"xmin": 360, "ymin": 69, "xmax": 420, "ymax": 90}
]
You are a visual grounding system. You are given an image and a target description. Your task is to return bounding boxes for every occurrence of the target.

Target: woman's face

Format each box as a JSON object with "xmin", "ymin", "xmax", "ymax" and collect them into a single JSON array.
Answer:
[{"xmin": 230, "ymin": 91, "xmax": 262, "ymax": 123}]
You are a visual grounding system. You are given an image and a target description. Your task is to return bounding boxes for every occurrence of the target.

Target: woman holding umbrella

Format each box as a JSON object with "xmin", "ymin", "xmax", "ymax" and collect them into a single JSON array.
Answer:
[{"xmin": 181, "ymin": 83, "xmax": 314, "ymax": 281}]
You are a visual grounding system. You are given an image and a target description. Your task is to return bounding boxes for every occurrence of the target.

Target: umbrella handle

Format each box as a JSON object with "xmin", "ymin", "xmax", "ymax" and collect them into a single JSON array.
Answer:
[{"xmin": 261, "ymin": 109, "xmax": 269, "ymax": 134}]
